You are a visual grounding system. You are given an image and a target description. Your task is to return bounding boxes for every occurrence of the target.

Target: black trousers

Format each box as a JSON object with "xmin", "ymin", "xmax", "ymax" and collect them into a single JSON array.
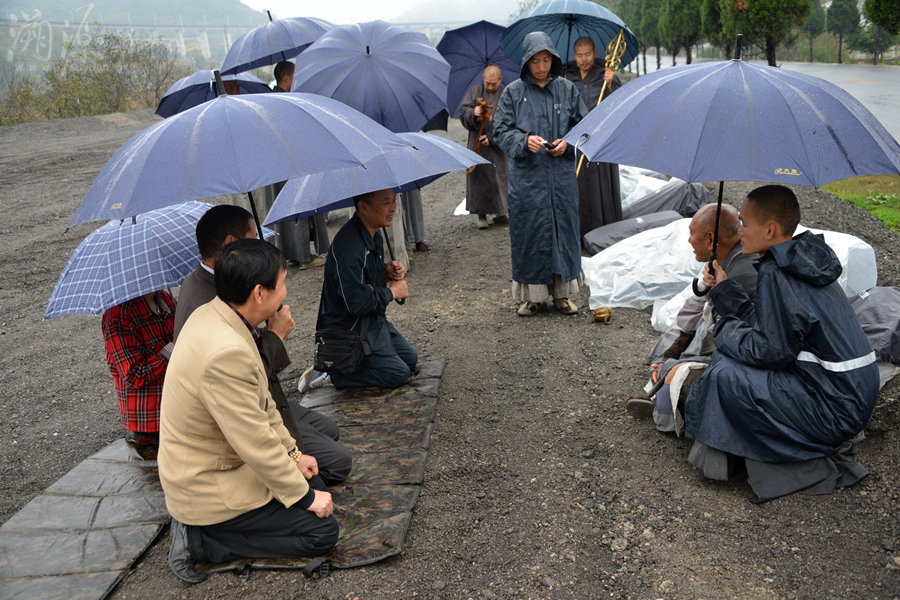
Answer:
[{"xmin": 187, "ymin": 480, "xmax": 339, "ymax": 564}]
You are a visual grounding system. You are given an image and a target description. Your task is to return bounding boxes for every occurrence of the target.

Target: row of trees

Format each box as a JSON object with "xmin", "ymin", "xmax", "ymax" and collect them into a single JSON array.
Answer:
[
  {"xmin": 619, "ymin": 0, "xmax": 899, "ymax": 70},
  {"xmin": 512, "ymin": 0, "xmax": 899, "ymax": 70},
  {"xmin": 1, "ymin": 30, "xmax": 189, "ymax": 126}
]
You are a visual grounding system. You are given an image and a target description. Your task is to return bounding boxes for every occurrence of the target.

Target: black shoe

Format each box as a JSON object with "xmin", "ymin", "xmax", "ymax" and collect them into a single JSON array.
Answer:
[{"xmin": 168, "ymin": 518, "xmax": 207, "ymax": 584}]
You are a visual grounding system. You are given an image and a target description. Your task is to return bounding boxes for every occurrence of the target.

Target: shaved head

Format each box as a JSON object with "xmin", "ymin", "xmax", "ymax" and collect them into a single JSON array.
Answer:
[
  {"xmin": 574, "ymin": 37, "xmax": 595, "ymax": 51},
  {"xmin": 484, "ymin": 65, "xmax": 502, "ymax": 79},
  {"xmin": 688, "ymin": 203, "xmax": 741, "ymax": 262}
]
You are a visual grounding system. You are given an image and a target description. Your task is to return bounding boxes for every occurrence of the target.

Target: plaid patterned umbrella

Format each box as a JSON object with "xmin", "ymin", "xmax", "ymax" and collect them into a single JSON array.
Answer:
[{"xmin": 45, "ymin": 202, "xmax": 275, "ymax": 319}]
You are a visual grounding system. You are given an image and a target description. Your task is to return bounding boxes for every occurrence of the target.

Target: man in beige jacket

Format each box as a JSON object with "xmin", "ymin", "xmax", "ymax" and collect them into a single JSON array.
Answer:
[{"xmin": 159, "ymin": 239, "xmax": 338, "ymax": 583}]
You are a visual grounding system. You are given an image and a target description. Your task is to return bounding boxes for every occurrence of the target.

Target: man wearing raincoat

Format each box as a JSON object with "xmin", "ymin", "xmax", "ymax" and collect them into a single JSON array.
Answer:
[
  {"xmin": 686, "ymin": 185, "xmax": 879, "ymax": 500},
  {"xmin": 494, "ymin": 32, "xmax": 588, "ymax": 317}
]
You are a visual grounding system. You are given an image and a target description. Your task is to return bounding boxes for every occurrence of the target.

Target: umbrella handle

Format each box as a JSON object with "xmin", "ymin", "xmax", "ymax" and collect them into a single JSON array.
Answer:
[{"xmin": 381, "ymin": 226, "xmax": 406, "ymax": 305}]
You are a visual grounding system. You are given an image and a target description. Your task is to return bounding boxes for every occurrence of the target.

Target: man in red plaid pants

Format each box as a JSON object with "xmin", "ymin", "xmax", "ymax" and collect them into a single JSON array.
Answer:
[{"xmin": 102, "ymin": 290, "xmax": 176, "ymax": 446}]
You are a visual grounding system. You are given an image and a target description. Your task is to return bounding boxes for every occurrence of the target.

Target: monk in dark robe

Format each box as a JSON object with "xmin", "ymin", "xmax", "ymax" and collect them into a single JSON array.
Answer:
[
  {"xmin": 459, "ymin": 66, "xmax": 509, "ymax": 230},
  {"xmin": 566, "ymin": 37, "xmax": 623, "ymax": 241}
]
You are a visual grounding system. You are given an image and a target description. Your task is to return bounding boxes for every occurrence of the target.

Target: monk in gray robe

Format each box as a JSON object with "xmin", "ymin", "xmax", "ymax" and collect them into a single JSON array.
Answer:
[
  {"xmin": 566, "ymin": 37, "xmax": 623, "ymax": 240},
  {"xmin": 459, "ymin": 66, "xmax": 509, "ymax": 230}
]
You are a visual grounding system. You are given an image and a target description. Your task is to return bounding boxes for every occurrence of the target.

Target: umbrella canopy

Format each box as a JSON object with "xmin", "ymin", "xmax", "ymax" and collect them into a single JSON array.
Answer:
[
  {"xmin": 155, "ymin": 70, "xmax": 271, "ymax": 119},
  {"xmin": 264, "ymin": 132, "xmax": 490, "ymax": 225},
  {"xmin": 220, "ymin": 16, "xmax": 333, "ymax": 75},
  {"xmin": 435, "ymin": 20, "xmax": 520, "ymax": 117},
  {"xmin": 500, "ymin": 0, "xmax": 638, "ymax": 69},
  {"xmin": 46, "ymin": 202, "xmax": 275, "ymax": 319},
  {"xmin": 69, "ymin": 92, "xmax": 411, "ymax": 228},
  {"xmin": 561, "ymin": 58, "xmax": 900, "ymax": 187},
  {"xmin": 292, "ymin": 20, "xmax": 451, "ymax": 133}
]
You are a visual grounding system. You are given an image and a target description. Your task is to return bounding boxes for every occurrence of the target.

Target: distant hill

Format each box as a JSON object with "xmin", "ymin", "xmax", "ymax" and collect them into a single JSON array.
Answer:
[{"xmin": 3, "ymin": 0, "xmax": 268, "ymax": 28}]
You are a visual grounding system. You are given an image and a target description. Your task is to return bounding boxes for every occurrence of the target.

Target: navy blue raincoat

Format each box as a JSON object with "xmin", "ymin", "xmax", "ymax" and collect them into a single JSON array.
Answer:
[
  {"xmin": 493, "ymin": 32, "xmax": 588, "ymax": 285},
  {"xmin": 685, "ymin": 231, "xmax": 879, "ymax": 463}
]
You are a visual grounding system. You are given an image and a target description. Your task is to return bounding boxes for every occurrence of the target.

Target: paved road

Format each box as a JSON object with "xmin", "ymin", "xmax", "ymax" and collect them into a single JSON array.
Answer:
[{"xmin": 637, "ymin": 56, "xmax": 900, "ymax": 142}]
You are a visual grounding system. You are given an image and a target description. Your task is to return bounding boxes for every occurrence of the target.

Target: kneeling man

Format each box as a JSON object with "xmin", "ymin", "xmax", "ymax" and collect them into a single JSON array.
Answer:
[
  {"xmin": 299, "ymin": 189, "xmax": 417, "ymax": 390},
  {"xmin": 686, "ymin": 185, "xmax": 879, "ymax": 499},
  {"xmin": 160, "ymin": 239, "xmax": 337, "ymax": 583}
]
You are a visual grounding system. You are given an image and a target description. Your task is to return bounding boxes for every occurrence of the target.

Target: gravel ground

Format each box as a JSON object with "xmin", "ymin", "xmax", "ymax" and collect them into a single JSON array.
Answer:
[{"xmin": 0, "ymin": 110, "xmax": 898, "ymax": 600}]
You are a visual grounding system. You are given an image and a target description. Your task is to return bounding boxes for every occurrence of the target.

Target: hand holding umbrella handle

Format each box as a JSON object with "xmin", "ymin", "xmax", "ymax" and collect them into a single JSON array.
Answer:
[
  {"xmin": 381, "ymin": 227, "xmax": 405, "ymax": 305},
  {"xmin": 576, "ymin": 29, "xmax": 626, "ymax": 177}
]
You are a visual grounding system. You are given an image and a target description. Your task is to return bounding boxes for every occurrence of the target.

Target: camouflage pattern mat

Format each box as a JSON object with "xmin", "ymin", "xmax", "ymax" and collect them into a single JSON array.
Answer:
[
  {"xmin": 0, "ymin": 439, "xmax": 168, "ymax": 600},
  {"xmin": 0, "ymin": 360, "xmax": 444, "ymax": 593},
  {"xmin": 203, "ymin": 359, "xmax": 445, "ymax": 574}
]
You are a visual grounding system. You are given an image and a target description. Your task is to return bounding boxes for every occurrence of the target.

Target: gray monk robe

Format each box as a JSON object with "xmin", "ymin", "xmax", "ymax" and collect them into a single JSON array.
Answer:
[
  {"xmin": 459, "ymin": 83, "xmax": 509, "ymax": 216},
  {"xmin": 567, "ymin": 62, "xmax": 623, "ymax": 238}
]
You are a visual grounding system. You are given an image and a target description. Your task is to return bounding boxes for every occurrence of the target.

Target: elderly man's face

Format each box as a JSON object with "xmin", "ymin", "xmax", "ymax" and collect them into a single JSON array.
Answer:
[
  {"xmin": 574, "ymin": 44, "xmax": 597, "ymax": 72},
  {"xmin": 483, "ymin": 74, "xmax": 502, "ymax": 95},
  {"xmin": 688, "ymin": 214, "xmax": 714, "ymax": 262}
]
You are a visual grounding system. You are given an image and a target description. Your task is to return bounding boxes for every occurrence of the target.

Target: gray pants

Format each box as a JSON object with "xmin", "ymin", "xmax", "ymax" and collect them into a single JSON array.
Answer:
[
  {"xmin": 291, "ymin": 405, "xmax": 352, "ymax": 486},
  {"xmin": 400, "ymin": 189, "xmax": 425, "ymax": 244},
  {"xmin": 255, "ymin": 183, "xmax": 330, "ymax": 263}
]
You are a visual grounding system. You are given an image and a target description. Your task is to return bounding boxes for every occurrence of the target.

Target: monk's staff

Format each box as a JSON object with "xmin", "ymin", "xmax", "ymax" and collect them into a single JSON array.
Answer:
[
  {"xmin": 467, "ymin": 98, "xmax": 494, "ymax": 175},
  {"xmin": 575, "ymin": 29, "xmax": 627, "ymax": 177}
]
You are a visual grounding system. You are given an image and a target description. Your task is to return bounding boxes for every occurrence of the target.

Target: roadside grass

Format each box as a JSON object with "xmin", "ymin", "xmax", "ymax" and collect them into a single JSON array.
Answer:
[{"xmin": 822, "ymin": 175, "xmax": 900, "ymax": 232}]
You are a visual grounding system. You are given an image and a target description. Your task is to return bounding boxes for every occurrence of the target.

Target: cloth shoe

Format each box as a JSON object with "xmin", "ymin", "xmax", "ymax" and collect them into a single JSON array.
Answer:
[
  {"xmin": 415, "ymin": 240, "xmax": 432, "ymax": 252},
  {"xmin": 477, "ymin": 216, "xmax": 490, "ymax": 229},
  {"xmin": 297, "ymin": 366, "xmax": 316, "ymax": 393},
  {"xmin": 553, "ymin": 298, "xmax": 578, "ymax": 315},
  {"xmin": 492, "ymin": 215, "xmax": 509, "ymax": 225},
  {"xmin": 168, "ymin": 519, "xmax": 206, "ymax": 584},
  {"xmin": 310, "ymin": 371, "xmax": 332, "ymax": 389},
  {"xmin": 626, "ymin": 397, "xmax": 655, "ymax": 419},
  {"xmin": 299, "ymin": 255, "xmax": 327, "ymax": 270},
  {"xmin": 517, "ymin": 301, "xmax": 543, "ymax": 316}
]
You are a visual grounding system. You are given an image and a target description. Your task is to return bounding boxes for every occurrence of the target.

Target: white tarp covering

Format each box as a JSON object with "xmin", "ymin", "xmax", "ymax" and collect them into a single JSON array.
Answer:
[
  {"xmin": 619, "ymin": 165, "xmax": 670, "ymax": 210},
  {"xmin": 583, "ymin": 218, "xmax": 878, "ymax": 320}
]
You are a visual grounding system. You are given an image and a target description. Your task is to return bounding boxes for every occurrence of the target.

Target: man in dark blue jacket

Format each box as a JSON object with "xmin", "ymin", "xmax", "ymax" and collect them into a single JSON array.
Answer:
[
  {"xmin": 686, "ymin": 185, "xmax": 879, "ymax": 499},
  {"xmin": 299, "ymin": 189, "xmax": 416, "ymax": 390},
  {"xmin": 493, "ymin": 32, "xmax": 588, "ymax": 317}
]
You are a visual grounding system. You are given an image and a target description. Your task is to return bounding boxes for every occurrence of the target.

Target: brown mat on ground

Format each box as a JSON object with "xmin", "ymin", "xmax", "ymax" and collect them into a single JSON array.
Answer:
[{"xmin": 202, "ymin": 359, "xmax": 444, "ymax": 574}]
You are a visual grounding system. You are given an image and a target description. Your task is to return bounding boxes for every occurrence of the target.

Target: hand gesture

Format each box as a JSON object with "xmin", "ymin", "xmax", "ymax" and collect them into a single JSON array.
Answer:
[
  {"xmin": 527, "ymin": 135, "xmax": 544, "ymax": 153},
  {"xmin": 702, "ymin": 260, "xmax": 728, "ymax": 289},
  {"xmin": 650, "ymin": 363, "xmax": 660, "ymax": 384},
  {"xmin": 385, "ymin": 260, "xmax": 405, "ymax": 281},
  {"xmin": 295, "ymin": 453, "xmax": 319, "ymax": 480},
  {"xmin": 307, "ymin": 490, "xmax": 334, "ymax": 519},
  {"xmin": 266, "ymin": 304, "xmax": 295, "ymax": 341},
  {"xmin": 479, "ymin": 134, "xmax": 490, "ymax": 147},
  {"xmin": 474, "ymin": 105, "xmax": 484, "ymax": 118},
  {"xmin": 547, "ymin": 139, "xmax": 567, "ymax": 157},
  {"xmin": 389, "ymin": 279, "xmax": 409, "ymax": 300}
]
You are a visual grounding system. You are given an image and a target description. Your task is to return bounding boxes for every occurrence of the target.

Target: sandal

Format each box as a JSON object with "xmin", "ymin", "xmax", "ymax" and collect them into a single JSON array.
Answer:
[
  {"xmin": 517, "ymin": 301, "xmax": 543, "ymax": 316},
  {"xmin": 553, "ymin": 298, "xmax": 578, "ymax": 315},
  {"xmin": 415, "ymin": 241, "xmax": 432, "ymax": 252},
  {"xmin": 592, "ymin": 306, "xmax": 614, "ymax": 323}
]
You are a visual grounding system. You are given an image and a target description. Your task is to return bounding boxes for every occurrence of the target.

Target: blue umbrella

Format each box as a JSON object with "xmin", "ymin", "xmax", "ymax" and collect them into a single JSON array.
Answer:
[
  {"xmin": 220, "ymin": 15, "xmax": 333, "ymax": 75},
  {"xmin": 155, "ymin": 70, "xmax": 271, "ymax": 119},
  {"xmin": 500, "ymin": 0, "xmax": 638, "ymax": 69},
  {"xmin": 562, "ymin": 57, "xmax": 900, "ymax": 187},
  {"xmin": 46, "ymin": 202, "xmax": 276, "ymax": 319},
  {"xmin": 69, "ymin": 90, "xmax": 411, "ymax": 229},
  {"xmin": 292, "ymin": 20, "xmax": 451, "ymax": 133},
  {"xmin": 435, "ymin": 20, "xmax": 520, "ymax": 117},
  {"xmin": 264, "ymin": 132, "xmax": 490, "ymax": 225}
]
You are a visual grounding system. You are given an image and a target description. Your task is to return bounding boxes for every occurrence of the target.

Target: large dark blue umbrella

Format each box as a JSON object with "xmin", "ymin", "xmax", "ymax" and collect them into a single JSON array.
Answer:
[
  {"xmin": 562, "ymin": 56, "xmax": 900, "ymax": 187},
  {"xmin": 70, "ymin": 91, "xmax": 411, "ymax": 229},
  {"xmin": 563, "ymin": 41, "xmax": 900, "ymax": 289},
  {"xmin": 500, "ymin": 0, "xmax": 638, "ymax": 69},
  {"xmin": 435, "ymin": 20, "xmax": 520, "ymax": 117},
  {"xmin": 155, "ymin": 70, "xmax": 271, "ymax": 118},
  {"xmin": 264, "ymin": 132, "xmax": 490, "ymax": 225},
  {"xmin": 220, "ymin": 15, "xmax": 333, "ymax": 75},
  {"xmin": 292, "ymin": 20, "xmax": 450, "ymax": 133}
]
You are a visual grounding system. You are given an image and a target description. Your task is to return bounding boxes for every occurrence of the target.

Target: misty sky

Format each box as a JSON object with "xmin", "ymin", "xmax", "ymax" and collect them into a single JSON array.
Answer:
[{"xmin": 239, "ymin": 0, "xmax": 521, "ymax": 25}]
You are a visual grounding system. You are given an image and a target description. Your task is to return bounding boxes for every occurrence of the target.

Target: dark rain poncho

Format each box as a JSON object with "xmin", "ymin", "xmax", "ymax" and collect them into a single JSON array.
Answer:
[
  {"xmin": 493, "ymin": 33, "xmax": 588, "ymax": 285},
  {"xmin": 685, "ymin": 231, "xmax": 879, "ymax": 463}
]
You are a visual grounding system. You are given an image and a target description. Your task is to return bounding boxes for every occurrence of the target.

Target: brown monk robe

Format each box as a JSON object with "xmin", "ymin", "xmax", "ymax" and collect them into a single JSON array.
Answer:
[
  {"xmin": 459, "ymin": 66, "xmax": 509, "ymax": 225},
  {"xmin": 566, "ymin": 37, "xmax": 623, "ymax": 240}
]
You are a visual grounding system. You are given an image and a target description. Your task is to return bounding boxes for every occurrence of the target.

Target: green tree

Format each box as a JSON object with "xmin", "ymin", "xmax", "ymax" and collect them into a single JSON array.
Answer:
[
  {"xmin": 864, "ymin": 0, "xmax": 900, "ymax": 35},
  {"xmin": 659, "ymin": 0, "xmax": 703, "ymax": 63},
  {"xmin": 827, "ymin": 0, "xmax": 860, "ymax": 64},
  {"xmin": 848, "ymin": 23, "xmax": 899, "ymax": 65},
  {"xmin": 701, "ymin": 0, "xmax": 731, "ymax": 57},
  {"xmin": 641, "ymin": 0, "xmax": 664, "ymax": 70},
  {"xmin": 801, "ymin": 0, "xmax": 826, "ymax": 62},
  {"xmin": 618, "ymin": 0, "xmax": 646, "ymax": 74}
]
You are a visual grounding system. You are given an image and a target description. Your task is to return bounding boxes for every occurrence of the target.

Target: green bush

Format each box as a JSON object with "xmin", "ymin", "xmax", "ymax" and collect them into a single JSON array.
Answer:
[{"xmin": 844, "ymin": 193, "xmax": 900, "ymax": 232}]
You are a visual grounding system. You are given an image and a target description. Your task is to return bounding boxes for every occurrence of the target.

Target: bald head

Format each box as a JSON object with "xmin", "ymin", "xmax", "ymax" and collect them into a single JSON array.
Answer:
[
  {"xmin": 484, "ymin": 65, "xmax": 502, "ymax": 79},
  {"xmin": 688, "ymin": 203, "xmax": 741, "ymax": 262},
  {"xmin": 483, "ymin": 65, "xmax": 502, "ymax": 94},
  {"xmin": 574, "ymin": 37, "xmax": 595, "ymax": 51}
]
